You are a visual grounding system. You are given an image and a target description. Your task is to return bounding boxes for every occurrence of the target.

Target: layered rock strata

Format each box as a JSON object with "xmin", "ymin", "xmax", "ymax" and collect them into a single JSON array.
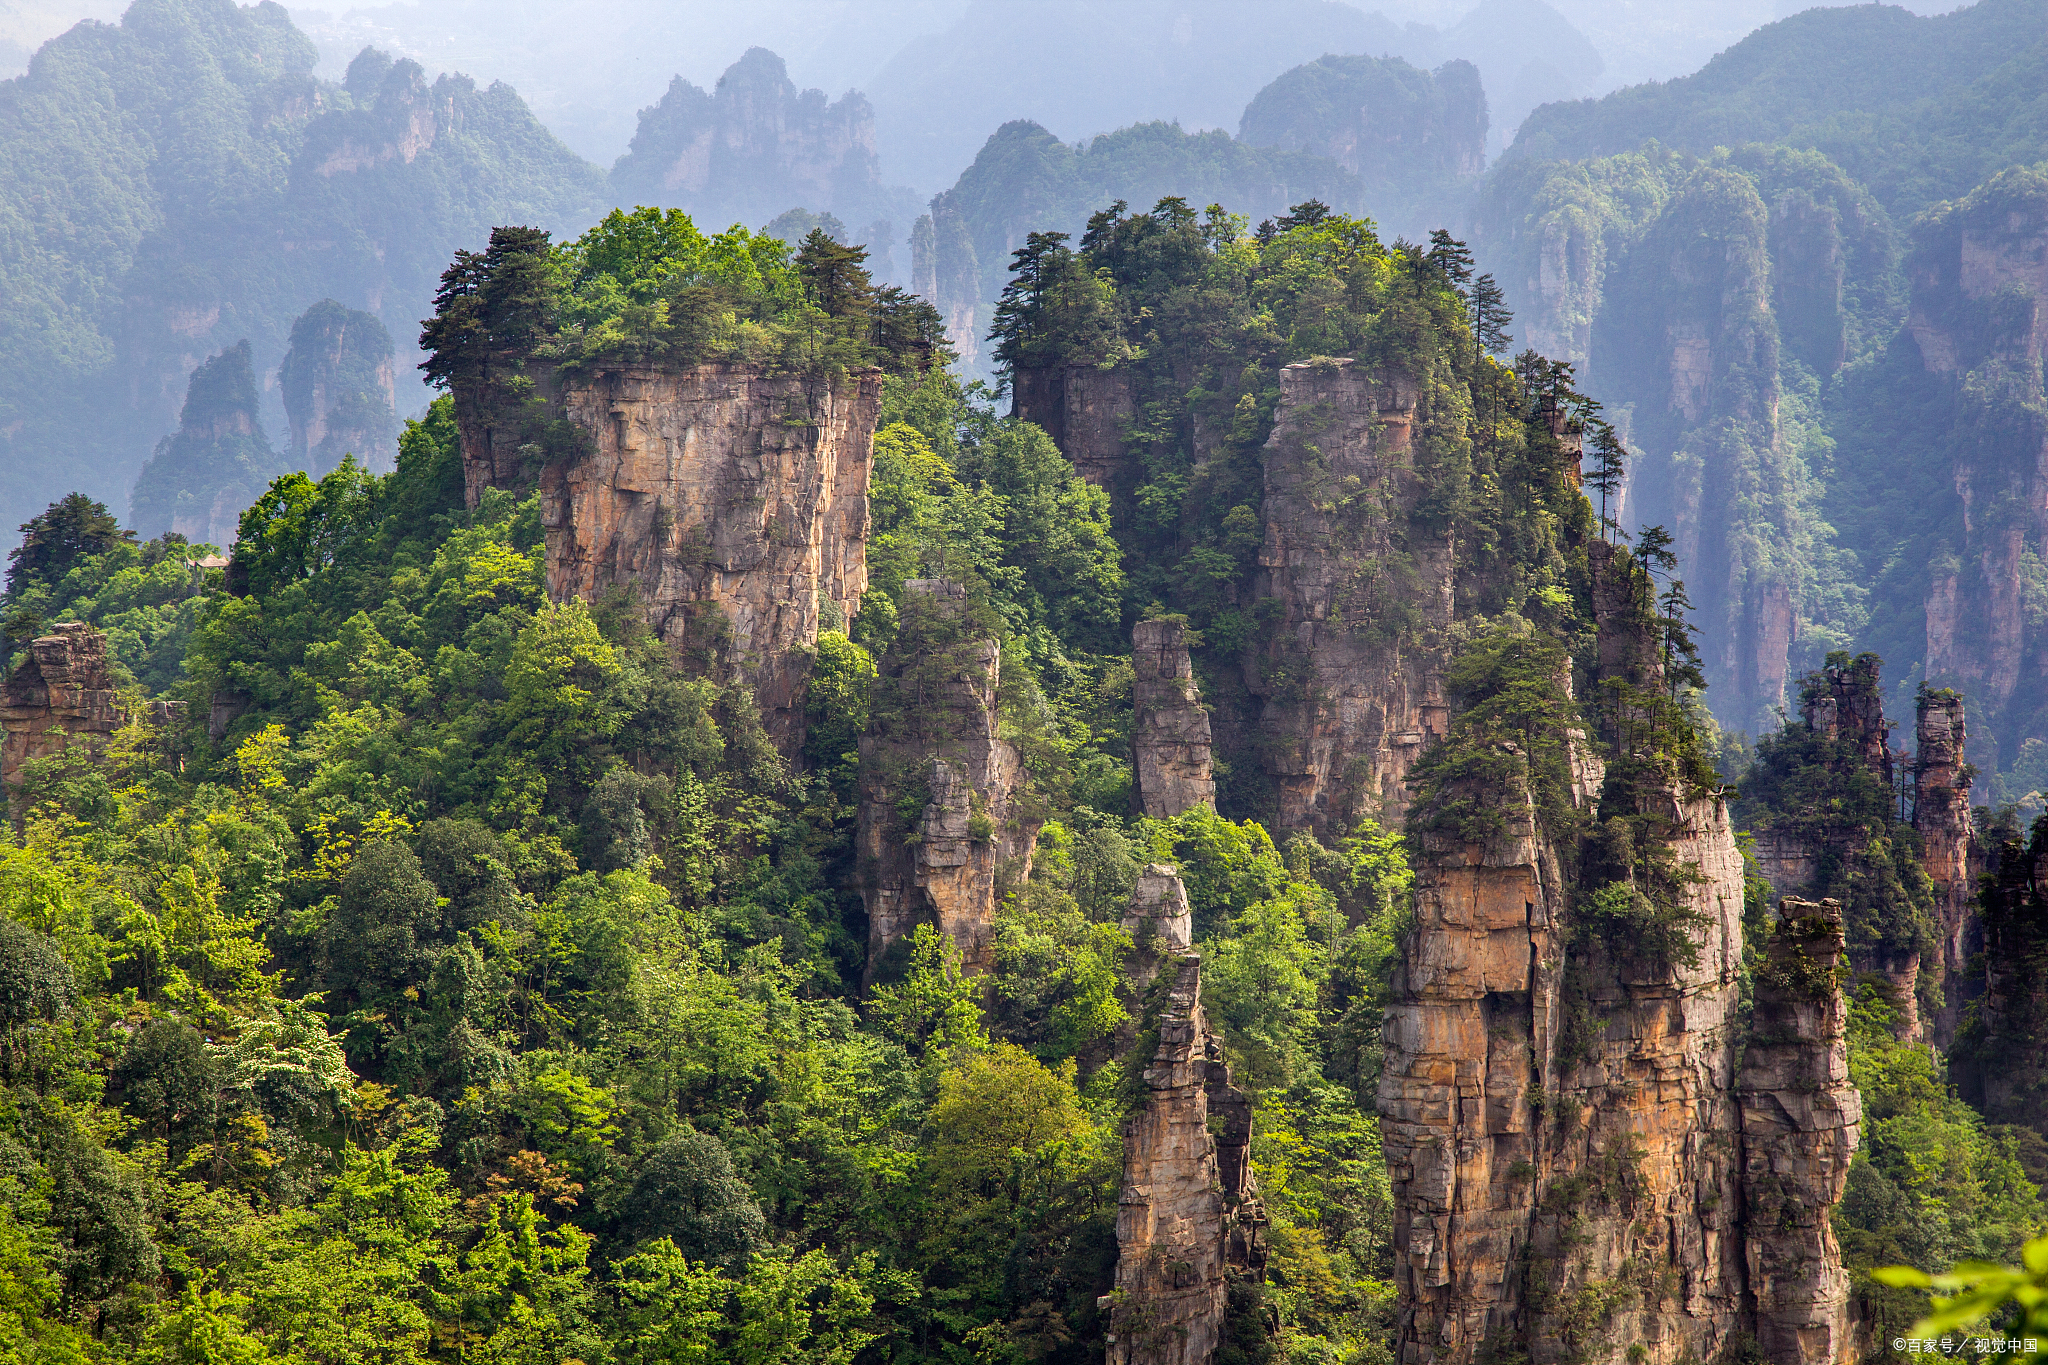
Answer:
[
  {"xmin": 1912, "ymin": 689, "xmax": 1977, "ymax": 1045},
  {"xmin": 533, "ymin": 363, "xmax": 879, "ymax": 745},
  {"xmin": 1379, "ymin": 766, "xmax": 1754, "ymax": 1365},
  {"xmin": 1249, "ymin": 358, "xmax": 1448, "ymax": 835},
  {"xmin": 1738, "ymin": 897, "xmax": 1862, "ymax": 1365},
  {"xmin": 1132, "ymin": 619, "xmax": 1215, "ymax": 819},
  {"xmin": 2, "ymin": 624, "xmax": 124, "ymax": 799},
  {"xmin": 856, "ymin": 580, "xmax": 1038, "ymax": 984},
  {"xmin": 1108, "ymin": 865, "xmax": 1265, "ymax": 1365}
]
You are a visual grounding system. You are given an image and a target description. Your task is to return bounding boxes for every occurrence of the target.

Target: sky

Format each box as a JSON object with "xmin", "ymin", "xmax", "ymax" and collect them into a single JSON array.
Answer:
[{"xmin": 1, "ymin": 0, "xmax": 1975, "ymax": 190}]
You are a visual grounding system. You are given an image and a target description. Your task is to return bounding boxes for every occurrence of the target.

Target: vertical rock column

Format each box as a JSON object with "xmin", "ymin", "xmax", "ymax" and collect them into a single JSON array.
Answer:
[
  {"xmin": 1, "ymin": 624, "xmax": 124, "ymax": 798},
  {"xmin": 857, "ymin": 580, "xmax": 1039, "ymax": 984},
  {"xmin": 539, "ymin": 363, "xmax": 879, "ymax": 748},
  {"xmin": 1738, "ymin": 897, "xmax": 1861, "ymax": 1365},
  {"xmin": 1250, "ymin": 358, "xmax": 1451, "ymax": 836},
  {"xmin": 1132, "ymin": 619, "xmax": 1215, "ymax": 819},
  {"xmin": 1108, "ymin": 865, "xmax": 1264, "ymax": 1365},
  {"xmin": 1912, "ymin": 689, "xmax": 1975, "ymax": 1045}
]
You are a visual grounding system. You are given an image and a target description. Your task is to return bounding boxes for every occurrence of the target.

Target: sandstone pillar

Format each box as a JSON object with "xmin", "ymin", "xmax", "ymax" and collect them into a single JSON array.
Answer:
[
  {"xmin": 856, "ymin": 581, "xmax": 1038, "ymax": 984},
  {"xmin": 1738, "ymin": 897, "xmax": 1861, "ymax": 1365},
  {"xmin": 1132, "ymin": 620, "xmax": 1215, "ymax": 819},
  {"xmin": 1, "ymin": 624, "xmax": 124, "ymax": 800},
  {"xmin": 1108, "ymin": 866, "xmax": 1264, "ymax": 1365}
]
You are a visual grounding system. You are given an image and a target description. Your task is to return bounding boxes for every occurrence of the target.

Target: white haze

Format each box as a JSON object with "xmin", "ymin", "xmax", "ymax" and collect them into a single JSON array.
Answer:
[{"xmin": 3, "ymin": 0, "xmax": 1981, "ymax": 194}]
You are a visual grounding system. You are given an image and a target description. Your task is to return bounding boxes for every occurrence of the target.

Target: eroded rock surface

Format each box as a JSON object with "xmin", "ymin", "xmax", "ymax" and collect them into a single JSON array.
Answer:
[
  {"xmin": 537, "ymin": 363, "xmax": 879, "ymax": 745},
  {"xmin": 1108, "ymin": 866, "xmax": 1265, "ymax": 1365},
  {"xmin": 1010, "ymin": 364, "xmax": 1137, "ymax": 495},
  {"xmin": 1739, "ymin": 897, "xmax": 1861, "ymax": 1365},
  {"xmin": 1250, "ymin": 358, "xmax": 1449, "ymax": 835},
  {"xmin": 1380, "ymin": 762, "xmax": 1752, "ymax": 1365},
  {"xmin": 2, "ymin": 624, "xmax": 124, "ymax": 798},
  {"xmin": 1913, "ymin": 689, "xmax": 1976, "ymax": 1045},
  {"xmin": 1132, "ymin": 619, "xmax": 1215, "ymax": 819},
  {"xmin": 857, "ymin": 581, "xmax": 1038, "ymax": 983}
]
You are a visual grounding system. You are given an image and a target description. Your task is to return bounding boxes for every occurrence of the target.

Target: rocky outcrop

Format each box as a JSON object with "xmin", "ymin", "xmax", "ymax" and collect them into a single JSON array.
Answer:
[
  {"xmin": 1738, "ymin": 897, "xmax": 1861, "ymax": 1365},
  {"xmin": 610, "ymin": 48, "xmax": 889, "ymax": 236},
  {"xmin": 1907, "ymin": 166, "xmax": 2048, "ymax": 740},
  {"xmin": 280, "ymin": 299, "xmax": 398, "ymax": 476},
  {"xmin": 129, "ymin": 341, "xmax": 278, "ymax": 548},
  {"xmin": 1009, "ymin": 364, "xmax": 1137, "ymax": 495},
  {"xmin": 1249, "ymin": 358, "xmax": 1449, "ymax": 836},
  {"xmin": 2, "ymin": 624, "xmax": 124, "ymax": 800},
  {"xmin": 1953, "ymin": 822, "xmax": 2048, "ymax": 1133},
  {"xmin": 1746, "ymin": 655, "xmax": 1929, "ymax": 1037},
  {"xmin": 1132, "ymin": 620, "xmax": 1215, "ymax": 820},
  {"xmin": 1912, "ymin": 689, "xmax": 1977, "ymax": 1045},
  {"xmin": 534, "ymin": 363, "xmax": 878, "ymax": 745},
  {"xmin": 1379, "ymin": 763, "xmax": 1755, "ymax": 1365},
  {"xmin": 857, "ymin": 581, "xmax": 1038, "ymax": 984},
  {"xmin": 1108, "ymin": 865, "xmax": 1264, "ymax": 1365}
]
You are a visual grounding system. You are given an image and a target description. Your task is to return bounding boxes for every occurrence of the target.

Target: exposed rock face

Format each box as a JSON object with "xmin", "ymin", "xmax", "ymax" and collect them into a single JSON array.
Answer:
[
  {"xmin": 1907, "ymin": 167, "xmax": 2048, "ymax": 739},
  {"xmin": 533, "ymin": 363, "xmax": 878, "ymax": 745},
  {"xmin": 1747, "ymin": 656, "xmax": 1927, "ymax": 1038},
  {"xmin": 857, "ymin": 581, "xmax": 1038, "ymax": 984},
  {"xmin": 1738, "ymin": 897, "xmax": 1861, "ymax": 1365},
  {"xmin": 1912, "ymin": 689, "xmax": 1977, "ymax": 1045},
  {"xmin": 280, "ymin": 299, "xmax": 398, "ymax": 475},
  {"xmin": 609, "ymin": 48, "xmax": 886, "ymax": 232},
  {"xmin": 1109, "ymin": 866, "xmax": 1264, "ymax": 1365},
  {"xmin": 1008, "ymin": 364, "xmax": 1137, "ymax": 495},
  {"xmin": 129, "ymin": 341, "xmax": 278, "ymax": 547},
  {"xmin": 1, "ymin": 625, "xmax": 124, "ymax": 800},
  {"xmin": 1953, "ymin": 824, "xmax": 2048, "ymax": 1133},
  {"xmin": 1379, "ymin": 769, "xmax": 1755, "ymax": 1365},
  {"xmin": 1249, "ymin": 358, "xmax": 1449, "ymax": 836},
  {"xmin": 1132, "ymin": 620, "xmax": 1215, "ymax": 819}
]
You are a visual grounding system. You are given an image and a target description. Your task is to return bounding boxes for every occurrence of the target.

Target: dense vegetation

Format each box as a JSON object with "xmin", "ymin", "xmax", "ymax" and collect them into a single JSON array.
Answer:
[{"xmin": 0, "ymin": 0, "xmax": 603, "ymax": 537}]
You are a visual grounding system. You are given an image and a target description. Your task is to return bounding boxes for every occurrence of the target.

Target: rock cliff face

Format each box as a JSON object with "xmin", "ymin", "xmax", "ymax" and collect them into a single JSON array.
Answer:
[
  {"xmin": 528, "ymin": 363, "xmax": 878, "ymax": 745},
  {"xmin": 1, "ymin": 624, "xmax": 124, "ymax": 801},
  {"xmin": 1132, "ymin": 619, "xmax": 1215, "ymax": 820},
  {"xmin": 611, "ymin": 48, "xmax": 890, "ymax": 242},
  {"xmin": 1747, "ymin": 656, "xmax": 1933, "ymax": 1038},
  {"xmin": 1008, "ymin": 365, "xmax": 1137, "ymax": 497},
  {"xmin": 1108, "ymin": 865, "xmax": 1265, "ymax": 1365},
  {"xmin": 1378, "ymin": 768, "xmax": 1754, "ymax": 1364},
  {"xmin": 1738, "ymin": 898, "xmax": 1862, "ymax": 1365},
  {"xmin": 129, "ymin": 341, "xmax": 279, "ymax": 547},
  {"xmin": 1906, "ymin": 168, "xmax": 2048, "ymax": 747},
  {"xmin": 856, "ymin": 580, "xmax": 1039, "ymax": 984},
  {"xmin": 1912, "ymin": 689, "xmax": 1977, "ymax": 1045},
  {"xmin": 1953, "ymin": 823, "xmax": 2048, "ymax": 1133},
  {"xmin": 279, "ymin": 299, "xmax": 398, "ymax": 475},
  {"xmin": 1248, "ymin": 358, "xmax": 1449, "ymax": 836}
]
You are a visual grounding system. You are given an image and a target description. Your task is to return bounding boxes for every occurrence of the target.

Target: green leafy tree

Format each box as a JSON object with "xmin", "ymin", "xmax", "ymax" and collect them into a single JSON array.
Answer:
[{"xmin": 6, "ymin": 493, "xmax": 134, "ymax": 598}]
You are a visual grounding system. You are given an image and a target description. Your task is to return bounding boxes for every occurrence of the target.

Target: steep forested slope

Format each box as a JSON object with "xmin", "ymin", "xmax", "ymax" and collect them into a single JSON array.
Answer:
[{"xmin": 0, "ymin": 0, "xmax": 602, "ymax": 538}]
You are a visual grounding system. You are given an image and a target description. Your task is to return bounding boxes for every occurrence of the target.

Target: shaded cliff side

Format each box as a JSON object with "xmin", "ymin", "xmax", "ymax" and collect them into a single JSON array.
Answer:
[
  {"xmin": 280, "ymin": 299, "xmax": 398, "ymax": 476},
  {"xmin": 129, "ymin": 342, "xmax": 279, "ymax": 548},
  {"xmin": 856, "ymin": 580, "xmax": 1040, "ymax": 984},
  {"xmin": 1953, "ymin": 818, "xmax": 2048, "ymax": 1134}
]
